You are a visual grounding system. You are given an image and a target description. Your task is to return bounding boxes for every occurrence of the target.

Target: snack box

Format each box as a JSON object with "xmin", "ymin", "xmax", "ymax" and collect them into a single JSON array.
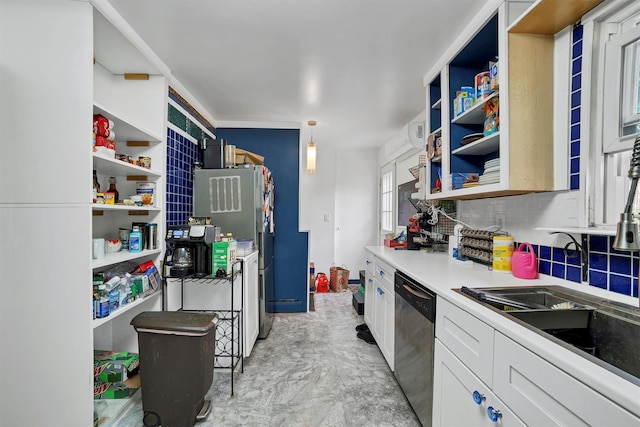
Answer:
[{"xmin": 94, "ymin": 350, "xmax": 139, "ymax": 383}]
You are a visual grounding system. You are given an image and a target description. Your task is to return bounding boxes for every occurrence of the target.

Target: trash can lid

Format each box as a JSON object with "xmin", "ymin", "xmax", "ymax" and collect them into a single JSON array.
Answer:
[{"xmin": 131, "ymin": 311, "xmax": 218, "ymax": 335}]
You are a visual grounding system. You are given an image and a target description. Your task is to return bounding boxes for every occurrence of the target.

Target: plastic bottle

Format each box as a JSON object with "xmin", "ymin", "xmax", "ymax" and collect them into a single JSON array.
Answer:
[
  {"xmin": 96, "ymin": 284, "xmax": 110, "ymax": 318},
  {"xmin": 129, "ymin": 226, "xmax": 143, "ymax": 253},
  {"xmin": 92, "ymin": 170, "xmax": 101, "ymax": 203}
]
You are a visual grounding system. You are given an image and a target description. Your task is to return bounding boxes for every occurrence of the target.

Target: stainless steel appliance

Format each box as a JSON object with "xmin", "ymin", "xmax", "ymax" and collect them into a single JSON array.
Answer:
[
  {"xmin": 394, "ymin": 271, "xmax": 436, "ymax": 427},
  {"xmin": 193, "ymin": 166, "xmax": 275, "ymax": 338}
]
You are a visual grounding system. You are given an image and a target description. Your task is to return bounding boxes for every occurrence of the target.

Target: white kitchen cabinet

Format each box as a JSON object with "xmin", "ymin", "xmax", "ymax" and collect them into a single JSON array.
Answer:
[
  {"xmin": 364, "ymin": 272, "xmax": 375, "ymax": 327},
  {"xmin": 493, "ymin": 332, "xmax": 640, "ymax": 427},
  {"xmin": 423, "ymin": 0, "xmax": 601, "ymax": 200},
  {"xmin": 369, "ymin": 256, "xmax": 395, "ymax": 370},
  {"xmin": 242, "ymin": 251, "xmax": 259, "ymax": 357},
  {"xmin": 436, "ymin": 297, "xmax": 495, "ymax": 387},
  {"xmin": 434, "ymin": 340, "xmax": 525, "ymax": 427}
]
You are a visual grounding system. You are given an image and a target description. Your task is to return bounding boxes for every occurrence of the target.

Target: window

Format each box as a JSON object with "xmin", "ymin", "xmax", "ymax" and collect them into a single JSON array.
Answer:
[
  {"xmin": 380, "ymin": 164, "xmax": 394, "ymax": 235},
  {"xmin": 591, "ymin": 2, "xmax": 640, "ymax": 224}
]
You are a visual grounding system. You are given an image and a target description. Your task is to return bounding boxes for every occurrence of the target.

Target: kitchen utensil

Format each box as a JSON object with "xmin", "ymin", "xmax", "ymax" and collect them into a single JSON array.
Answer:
[{"xmin": 512, "ymin": 242, "xmax": 539, "ymax": 279}]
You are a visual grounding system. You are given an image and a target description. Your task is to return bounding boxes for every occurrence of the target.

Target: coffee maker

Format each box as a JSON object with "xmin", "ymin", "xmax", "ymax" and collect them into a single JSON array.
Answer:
[
  {"xmin": 164, "ymin": 225, "xmax": 218, "ymax": 278},
  {"xmin": 164, "ymin": 225, "xmax": 194, "ymax": 278}
]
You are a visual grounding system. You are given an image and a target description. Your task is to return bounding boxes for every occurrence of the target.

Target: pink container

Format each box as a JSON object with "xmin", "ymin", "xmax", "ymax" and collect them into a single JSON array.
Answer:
[{"xmin": 512, "ymin": 243, "xmax": 538, "ymax": 280}]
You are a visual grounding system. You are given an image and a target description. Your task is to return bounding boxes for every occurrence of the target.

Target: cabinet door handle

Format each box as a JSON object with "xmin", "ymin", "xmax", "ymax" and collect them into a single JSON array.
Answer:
[
  {"xmin": 472, "ymin": 390, "xmax": 485, "ymax": 405},
  {"xmin": 487, "ymin": 406, "xmax": 502, "ymax": 423},
  {"xmin": 366, "ymin": 260, "xmax": 371, "ymax": 265},
  {"xmin": 379, "ymin": 270, "xmax": 384, "ymax": 277},
  {"xmin": 377, "ymin": 287, "xmax": 384, "ymax": 295},
  {"xmin": 368, "ymin": 278, "xmax": 373, "ymax": 284}
]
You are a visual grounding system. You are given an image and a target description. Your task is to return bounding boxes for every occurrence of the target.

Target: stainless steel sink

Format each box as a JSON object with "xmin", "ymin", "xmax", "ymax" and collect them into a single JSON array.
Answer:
[{"xmin": 455, "ymin": 285, "xmax": 640, "ymax": 385}]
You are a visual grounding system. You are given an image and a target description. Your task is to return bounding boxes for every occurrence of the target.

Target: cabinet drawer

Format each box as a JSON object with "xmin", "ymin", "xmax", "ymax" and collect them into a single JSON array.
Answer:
[
  {"xmin": 434, "ymin": 340, "xmax": 525, "ymax": 427},
  {"xmin": 364, "ymin": 254, "xmax": 374, "ymax": 275},
  {"xmin": 374, "ymin": 257, "xmax": 394, "ymax": 293},
  {"xmin": 493, "ymin": 333, "xmax": 640, "ymax": 427},
  {"xmin": 436, "ymin": 298, "xmax": 494, "ymax": 387}
]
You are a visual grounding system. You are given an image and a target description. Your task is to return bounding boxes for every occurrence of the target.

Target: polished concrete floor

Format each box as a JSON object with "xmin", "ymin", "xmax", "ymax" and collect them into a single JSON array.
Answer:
[{"xmin": 109, "ymin": 290, "xmax": 420, "ymax": 426}]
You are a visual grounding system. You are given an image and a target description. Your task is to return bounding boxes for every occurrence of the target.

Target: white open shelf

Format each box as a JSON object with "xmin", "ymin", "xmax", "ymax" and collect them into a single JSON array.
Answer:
[
  {"xmin": 91, "ymin": 248, "xmax": 162, "ymax": 270},
  {"xmin": 452, "ymin": 92, "xmax": 499, "ymax": 125},
  {"xmin": 93, "ymin": 152, "xmax": 162, "ymax": 178},
  {"xmin": 452, "ymin": 132, "xmax": 500, "ymax": 156},
  {"xmin": 94, "ymin": 103, "xmax": 163, "ymax": 143},
  {"xmin": 93, "ymin": 289, "xmax": 162, "ymax": 329}
]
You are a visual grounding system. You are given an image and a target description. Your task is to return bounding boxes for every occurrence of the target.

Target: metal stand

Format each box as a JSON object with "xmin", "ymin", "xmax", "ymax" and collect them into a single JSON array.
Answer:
[{"xmin": 162, "ymin": 260, "xmax": 244, "ymax": 396}]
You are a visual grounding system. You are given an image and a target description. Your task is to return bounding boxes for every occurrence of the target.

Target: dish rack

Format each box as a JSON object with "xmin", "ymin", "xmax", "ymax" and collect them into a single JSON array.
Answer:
[{"xmin": 458, "ymin": 229, "xmax": 507, "ymax": 266}]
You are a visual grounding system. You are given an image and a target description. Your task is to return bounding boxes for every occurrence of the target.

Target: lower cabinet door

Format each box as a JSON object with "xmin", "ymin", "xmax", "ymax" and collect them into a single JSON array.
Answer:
[
  {"xmin": 364, "ymin": 272, "xmax": 374, "ymax": 326},
  {"xmin": 493, "ymin": 332, "xmax": 640, "ymax": 427},
  {"xmin": 381, "ymin": 282, "xmax": 395, "ymax": 370},
  {"xmin": 434, "ymin": 339, "xmax": 525, "ymax": 427}
]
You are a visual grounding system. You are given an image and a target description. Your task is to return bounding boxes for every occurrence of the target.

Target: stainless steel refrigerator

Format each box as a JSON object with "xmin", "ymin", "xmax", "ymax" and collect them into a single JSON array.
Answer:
[{"xmin": 193, "ymin": 166, "xmax": 275, "ymax": 339}]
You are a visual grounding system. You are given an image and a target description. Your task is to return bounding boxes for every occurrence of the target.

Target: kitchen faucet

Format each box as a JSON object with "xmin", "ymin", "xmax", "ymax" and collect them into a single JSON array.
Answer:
[{"xmin": 613, "ymin": 135, "xmax": 640, "ymax": 307}]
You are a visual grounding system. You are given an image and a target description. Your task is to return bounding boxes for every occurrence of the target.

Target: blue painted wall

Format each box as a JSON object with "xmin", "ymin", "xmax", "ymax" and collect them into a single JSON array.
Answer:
[{"xmin": 216, "ymin": 128, "xmax": 309, "ymax": 312}]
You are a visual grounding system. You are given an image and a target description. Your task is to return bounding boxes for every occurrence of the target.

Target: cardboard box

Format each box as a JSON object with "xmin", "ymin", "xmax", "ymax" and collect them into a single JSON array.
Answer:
[
  {"xmin": 94, "ymin": 350, "xmax": 139, "ymax": 384},
  {"xmin": 453, "ymin": 94, "xmax": 474, "ymax": 117},
  {"xmin": 212, "ymin": 240, "xmax": 238, "ymax": 273},
  {"xmin": 94, "ymin": 373, "xmax": 140, "ymax": 399}
]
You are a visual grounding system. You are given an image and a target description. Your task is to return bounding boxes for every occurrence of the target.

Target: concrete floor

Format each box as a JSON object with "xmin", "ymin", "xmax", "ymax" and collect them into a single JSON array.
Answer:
[{"xmin": 109, "ymin": 290, "xmax": 420, "ymax": 426}]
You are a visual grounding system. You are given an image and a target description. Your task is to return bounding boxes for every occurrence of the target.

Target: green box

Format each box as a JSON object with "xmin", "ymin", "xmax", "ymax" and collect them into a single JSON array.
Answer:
[
  {"xmin": 212, "ymin": 240, "xmax": 237, "ymax": 273},
  {"xmin": 94, "ymin": 350, "xmax": 139, "ymax": 383}
]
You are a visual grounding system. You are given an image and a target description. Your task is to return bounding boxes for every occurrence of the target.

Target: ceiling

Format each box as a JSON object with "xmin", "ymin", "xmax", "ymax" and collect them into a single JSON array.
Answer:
[{"xmin": 106, "ymin": 0, "xmax": 490, "ymax": 149}]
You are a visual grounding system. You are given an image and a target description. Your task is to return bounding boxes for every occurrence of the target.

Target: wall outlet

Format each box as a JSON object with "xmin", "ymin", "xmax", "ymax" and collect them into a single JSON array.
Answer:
[
  {"xmin": 323, "ymin": 213, "xmax": 330, "ymax": 222},
  {"xmin": 496, "ymin": 213, "xmax": 506, "ymax": 229}
]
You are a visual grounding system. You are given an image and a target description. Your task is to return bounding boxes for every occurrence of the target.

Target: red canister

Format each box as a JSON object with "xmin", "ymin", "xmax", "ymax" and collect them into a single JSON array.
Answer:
[{"xmin": 315, "ymin": 273, "xmax": 329, "ymax": 293}]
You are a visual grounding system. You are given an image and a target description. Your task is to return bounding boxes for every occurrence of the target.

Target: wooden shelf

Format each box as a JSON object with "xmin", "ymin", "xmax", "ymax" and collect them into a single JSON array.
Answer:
[
  {"xmin": 93, "ymin": 152, "xmax": 162, "ymax": 178},
  {"xmin": 509, "ymin": 0, "xmax": 604, "ymax": 35},
  {"xmin": 452, "ymin": 132, "xmax": 500, "ymax": 156}
]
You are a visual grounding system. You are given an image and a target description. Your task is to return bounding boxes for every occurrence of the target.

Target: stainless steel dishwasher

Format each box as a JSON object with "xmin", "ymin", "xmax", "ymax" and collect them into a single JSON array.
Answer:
[{"xmin": 394, "ymin": 271, "xmax": 436, "ymax": 427}]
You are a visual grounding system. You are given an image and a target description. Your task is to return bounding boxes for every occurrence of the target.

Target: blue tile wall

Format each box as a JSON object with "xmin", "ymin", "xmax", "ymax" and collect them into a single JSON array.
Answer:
[
  {"xmin": 519, "ymin": 236, "xmax": 639, "ymax": 298},
  {"xmin": 569, "ymin": 24, "xmax": 583, "ymax": 190},
  {"xmin": 166, "ymin": 128, "xmax": 198, "ymax": 227}
]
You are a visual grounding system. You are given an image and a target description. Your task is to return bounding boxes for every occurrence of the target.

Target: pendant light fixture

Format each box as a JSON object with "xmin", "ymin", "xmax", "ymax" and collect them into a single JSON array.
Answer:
[{"xmin": 307, "ymin": 120, "xmax": 317, "ymax": 174}]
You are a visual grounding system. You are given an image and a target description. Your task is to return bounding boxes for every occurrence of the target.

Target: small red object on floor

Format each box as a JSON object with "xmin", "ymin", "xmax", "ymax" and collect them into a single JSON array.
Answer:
[{"xmin": 315, "ymin": 273, "xmax": 329, "ymax": 293}]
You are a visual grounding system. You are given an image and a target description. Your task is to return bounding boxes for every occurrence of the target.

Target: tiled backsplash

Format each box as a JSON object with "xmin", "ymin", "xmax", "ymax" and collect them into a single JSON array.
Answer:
[
  {"xmin": 166, "ymin": 128, "xmax": 198, "ymax": 226},
  {"xmin": 513, "ymin": 237, "xmax": 638, "ymax": 298},
  {"xmin": 569, "ymin": 24, "xmax": 582, "ymax": 191}
]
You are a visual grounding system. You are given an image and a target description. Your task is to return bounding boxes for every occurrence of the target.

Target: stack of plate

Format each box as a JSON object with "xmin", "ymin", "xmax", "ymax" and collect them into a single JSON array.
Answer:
[{"xmin": 479, "ymin": 158, "xmax": 500, "ymax": 185}]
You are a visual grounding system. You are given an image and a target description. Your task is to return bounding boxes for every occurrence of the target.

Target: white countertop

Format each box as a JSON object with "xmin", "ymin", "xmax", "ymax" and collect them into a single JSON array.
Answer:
[{"xmin": 366, "ymin": 246, "xmax": 640, "ymax": 417}]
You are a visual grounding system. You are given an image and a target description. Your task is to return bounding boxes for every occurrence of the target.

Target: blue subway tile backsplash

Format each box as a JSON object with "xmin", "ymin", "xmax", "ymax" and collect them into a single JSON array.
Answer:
[
  {"xmin": 166, "ymin": 128, "xmax": 198, "ymax": 227},
  {"xmin": 569, "ymin": 24, "xmax": 582, "ymax": 191},
  {"xmin": 515, "ymin": 234, "xmax": 638, "ymax": 298}
]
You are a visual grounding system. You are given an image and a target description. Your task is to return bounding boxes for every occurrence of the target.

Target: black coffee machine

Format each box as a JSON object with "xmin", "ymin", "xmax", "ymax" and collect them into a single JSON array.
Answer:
[
  {"xmin": 164, "ymin": 225, "xmax": 217, "ymax": 278},
  {"xmin": 198, "ymin": 138, "xmax": 227, "ymax": 169}
]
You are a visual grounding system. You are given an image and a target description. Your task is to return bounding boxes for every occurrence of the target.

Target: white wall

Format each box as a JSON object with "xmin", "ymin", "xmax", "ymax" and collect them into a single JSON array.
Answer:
[
  {"xmin": 334, "ymin": 148, "xmax": 379, "ymax": 279},
  {"xmin": 299, "ymin": 140, "xmax": 337, "ymax": 279}
]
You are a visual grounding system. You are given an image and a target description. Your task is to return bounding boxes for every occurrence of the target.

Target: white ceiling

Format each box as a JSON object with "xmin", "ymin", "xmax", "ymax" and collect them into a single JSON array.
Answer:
[{"xmin": 106, "ymin": 0, "xmax": 490, "ymax": 149}]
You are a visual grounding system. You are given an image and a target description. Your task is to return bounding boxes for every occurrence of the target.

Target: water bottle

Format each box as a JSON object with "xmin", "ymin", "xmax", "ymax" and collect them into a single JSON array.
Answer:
[{"xmin": 129, "ymin": 226, "xmax": 143, "ymax": 253}]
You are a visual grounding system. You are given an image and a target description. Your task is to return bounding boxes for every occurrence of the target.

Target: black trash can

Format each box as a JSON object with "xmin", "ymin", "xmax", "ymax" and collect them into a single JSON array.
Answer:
[{"xmin": 131, "ymin": 311, "xmax": 218, "ymax": 427}]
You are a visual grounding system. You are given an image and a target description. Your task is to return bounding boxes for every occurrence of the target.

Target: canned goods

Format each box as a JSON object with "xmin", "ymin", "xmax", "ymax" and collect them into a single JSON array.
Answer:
[
  {"xmin": 475, "ymin": 71, "xmax": 491, "ymax": 100},
  {"xmin": 138, "ymin": 156, "xmax": 151, "ymax": 169}
]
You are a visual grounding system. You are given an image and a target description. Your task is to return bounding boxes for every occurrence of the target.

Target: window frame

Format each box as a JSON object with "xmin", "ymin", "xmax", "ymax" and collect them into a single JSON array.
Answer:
[
  {"xmin": 379, "ymin": 162, "xmax": 395, "ymax": 239},
  {"xmin": 588, "ymin": 0, "xmax": 640, "ymax": 226}
]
